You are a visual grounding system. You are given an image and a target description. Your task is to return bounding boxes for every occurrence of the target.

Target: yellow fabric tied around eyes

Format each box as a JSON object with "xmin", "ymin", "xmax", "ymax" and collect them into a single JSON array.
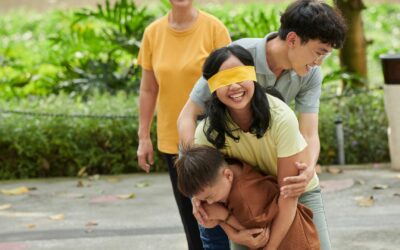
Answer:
[{"xmin": 208, "ymin": 65, "xmax": 257, "ymax": 93}]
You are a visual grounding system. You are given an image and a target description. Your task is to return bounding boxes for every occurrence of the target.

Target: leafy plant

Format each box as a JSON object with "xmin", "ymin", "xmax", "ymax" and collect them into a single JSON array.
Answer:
[
  {"xmin": 73, "ymin": 0, "xmax": 154, "ymax": 56},
  {"xmin": 0, "ymin": 92, "xmax": 165, "ymax": 180},
  {"xmin": 205, "ymin": 3, "xmax": 281, "ymax": 41},
  {"xmin": 318, "ymin": 88, "xmax": 388, "ymax": 165}
]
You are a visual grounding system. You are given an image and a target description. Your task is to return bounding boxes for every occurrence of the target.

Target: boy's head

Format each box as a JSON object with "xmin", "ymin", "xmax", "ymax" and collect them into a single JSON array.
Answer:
[
  {"xmin": 175, "ymin": 145, "xmax": 234, "ymax": 204},
  {"xmin": 278, "ymin": 0, "xmax": 347, "ymax": 76},
  {"xmin": 279, "ymin": 0, "xmax": 347, "ymax": 49}
]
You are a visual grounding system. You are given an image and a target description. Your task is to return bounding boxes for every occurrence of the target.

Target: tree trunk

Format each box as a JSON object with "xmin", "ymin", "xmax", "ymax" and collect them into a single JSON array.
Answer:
[{"xmin": 335, "ymin": 0, "xmax": 368, "ymax": 89}]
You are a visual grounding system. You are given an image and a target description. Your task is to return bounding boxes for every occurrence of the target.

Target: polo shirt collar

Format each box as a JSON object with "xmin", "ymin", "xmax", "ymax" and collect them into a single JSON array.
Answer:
[{"xmin": 255, "ymin": 32, "xmax": 278, "ymax": 77}]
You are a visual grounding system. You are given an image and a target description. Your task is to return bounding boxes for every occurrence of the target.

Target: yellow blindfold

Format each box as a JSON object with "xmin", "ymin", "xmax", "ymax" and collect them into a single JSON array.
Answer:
[{"xmin": 208, "ymin": 66, "xmax": 257, "ymax": 93}]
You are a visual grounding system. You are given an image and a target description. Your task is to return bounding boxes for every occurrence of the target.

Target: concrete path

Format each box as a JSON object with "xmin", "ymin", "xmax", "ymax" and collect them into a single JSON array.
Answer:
[{"xmin": 0, "ymin": 166, "xmax": 399, "ymax": 250}]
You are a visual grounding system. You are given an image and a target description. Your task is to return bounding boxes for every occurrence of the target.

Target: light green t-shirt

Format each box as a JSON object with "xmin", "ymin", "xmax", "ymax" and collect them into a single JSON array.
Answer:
[{"xmin": 195, "ymin": 94, "xmax": 319, "ymax": 192}]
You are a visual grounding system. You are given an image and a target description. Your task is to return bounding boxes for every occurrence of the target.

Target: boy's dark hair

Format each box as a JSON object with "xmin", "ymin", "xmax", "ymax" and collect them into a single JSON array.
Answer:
[
  {"xmin": 202, "ymin": 45, "xmax": 283, "ymax": 149},
  {"xmin": 278, "ymin": 0, "xmax": 347, "ymax": 49},
  {"xmin": 175, "ymin": 145, "xmax": 226, "ymax": 197}
]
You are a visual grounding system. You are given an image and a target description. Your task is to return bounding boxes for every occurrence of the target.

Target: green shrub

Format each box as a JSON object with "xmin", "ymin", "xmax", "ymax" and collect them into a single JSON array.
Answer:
[
  {"xmin": 319, "ymin": 89, "xmax": 389, "ymax": 165},
  {"xmin": 0, "ymin": 1, "xmax": 396, "ymax": 178},
  {"xmin": 0, "ymin": 93, "xmax": 165, "ymax": 180},
  {"xmin": 0, "ymin": 0, "xmax": 154, "ymax": 99},
  {"xmin": 1, "ymin": 2, "xmax": 399, "ymax": 99},
  {"xmin": 0, "ymin": 89, "xmax": 389, "ymax": 179},
  {"xmin": 203, "ymin": 3, "xmax": 281, "ymax": 41}
]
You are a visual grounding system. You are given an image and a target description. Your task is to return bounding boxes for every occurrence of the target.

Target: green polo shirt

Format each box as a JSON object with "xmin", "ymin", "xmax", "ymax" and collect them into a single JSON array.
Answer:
[{"xmin": 189, "ymin": 32, "xmax": 322, "ymax": 113}]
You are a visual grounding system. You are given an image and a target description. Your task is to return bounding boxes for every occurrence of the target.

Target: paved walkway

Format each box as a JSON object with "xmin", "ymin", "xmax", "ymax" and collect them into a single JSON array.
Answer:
[{"xmin": 0, "ymin": 166, "xmax": 399, "ymax": 250}]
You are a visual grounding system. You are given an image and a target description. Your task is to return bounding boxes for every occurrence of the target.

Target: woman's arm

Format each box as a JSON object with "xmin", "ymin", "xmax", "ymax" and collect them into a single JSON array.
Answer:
[
  {"xmin": 265, "ymin": 152, "xmax": 302, "ymax": 250},
  {"xmin": 137, "ymin": 69, "xmax": 158, "ymax": 172}
]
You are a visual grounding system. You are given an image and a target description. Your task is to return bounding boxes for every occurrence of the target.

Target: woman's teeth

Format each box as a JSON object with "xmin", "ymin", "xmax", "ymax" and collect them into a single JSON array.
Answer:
[{"xmin": 230, "ymin": 92, "xmax": 245, "ymax": 100}]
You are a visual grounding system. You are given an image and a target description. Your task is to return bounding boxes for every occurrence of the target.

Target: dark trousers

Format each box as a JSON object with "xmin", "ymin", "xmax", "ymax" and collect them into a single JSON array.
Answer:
[{"xmin": 163, "ymin": 153, "xmax": 204, "ymax": 250}]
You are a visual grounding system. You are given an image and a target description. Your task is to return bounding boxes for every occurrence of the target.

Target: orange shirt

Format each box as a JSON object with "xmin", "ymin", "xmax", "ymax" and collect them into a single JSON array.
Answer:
[
  {"xmin": 227, "ymin": 164, "xmax": 320, "ymax": 250},
  {"xmin": 138, "ymin": 11, "xmax": 231, "ymax": 153}
]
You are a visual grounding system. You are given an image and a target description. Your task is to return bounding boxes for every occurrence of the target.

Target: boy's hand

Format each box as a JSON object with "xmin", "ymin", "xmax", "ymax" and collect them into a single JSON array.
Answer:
[
  {"xmin": 192, "ymin": 197, "xmax": 208, "ymax": 225},
  {"xmin": 280, "ymin": 162, "xmax": 313, "ymax": 198}
]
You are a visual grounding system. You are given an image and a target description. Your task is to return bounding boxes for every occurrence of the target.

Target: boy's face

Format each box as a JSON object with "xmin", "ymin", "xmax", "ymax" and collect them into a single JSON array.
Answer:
[
  {"xmin": 193, "ymin": 167, "xmax": 233, "ymax": 204},
  {"xmin": 287, "ymin": 33, "xmax": 332, "ymax": 76}
]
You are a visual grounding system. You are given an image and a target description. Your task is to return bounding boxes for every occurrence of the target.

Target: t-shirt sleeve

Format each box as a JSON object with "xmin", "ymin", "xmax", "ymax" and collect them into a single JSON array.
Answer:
[
  {"xmin": 189, "ymin": 76, "xmax": 211, "ymax": 110},
  {"xmin": 213, "ymin": 22, "xmax": 231, "ymax": 49},
  {"xmin": 137, "ymin": 28, "xmax": 152, "ymax": 70},
  {"xmin": 274, "ymin": 109, "xmax": 307, "ymax": 158},
  {"xmin": 295, "ymin": 67, "xmax": 322, "ymax": 114}
]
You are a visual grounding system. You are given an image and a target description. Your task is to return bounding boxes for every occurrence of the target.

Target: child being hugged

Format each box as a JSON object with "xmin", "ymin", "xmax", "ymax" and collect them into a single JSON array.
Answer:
[{"xmin": 176, "ymin": 145, "xmax": 320, "ymax": 250}]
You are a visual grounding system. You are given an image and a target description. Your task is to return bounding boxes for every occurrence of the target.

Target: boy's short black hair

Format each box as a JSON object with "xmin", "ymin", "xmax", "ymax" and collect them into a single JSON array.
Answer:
[
  {"xmin": 175, "ymin": 145, "xmax": 226, "ymax": 197},
  {"xmin": 278, "ymin": 0, "xmax": 347, "ymax": 49}
]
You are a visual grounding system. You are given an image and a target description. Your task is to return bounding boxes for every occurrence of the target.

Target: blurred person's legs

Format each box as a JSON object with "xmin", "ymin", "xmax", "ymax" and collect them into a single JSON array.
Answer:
[{"xmin": 164, "ymin": 154, "xmax": 204, "ymax": 250}]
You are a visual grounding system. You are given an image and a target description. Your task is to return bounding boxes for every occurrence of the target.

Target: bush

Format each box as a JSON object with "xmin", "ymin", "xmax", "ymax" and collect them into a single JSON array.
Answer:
[
  {"xmin": 319, "ymin": 89, "xmax": 389, "ymax": 165},
  {"xmin": 0, "ymin": 0, "xmax": 154, "ymax": 99},
  {"xmin": 0, "ymin": 1, "xmax": 396, "ymax": 178},
  {"xmin": 0, "ymin": 93, "xmax": 165, "ymax": 180},
  {"xmin": 0, "ymin": 89, "xmax": 389, "ymax": 179}
]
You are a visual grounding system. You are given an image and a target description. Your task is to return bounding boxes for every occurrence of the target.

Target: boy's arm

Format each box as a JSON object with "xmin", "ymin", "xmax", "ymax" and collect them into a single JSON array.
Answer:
[{"xmin": 282, "ymin": 67, "xmax": 321, "ymax": 197}]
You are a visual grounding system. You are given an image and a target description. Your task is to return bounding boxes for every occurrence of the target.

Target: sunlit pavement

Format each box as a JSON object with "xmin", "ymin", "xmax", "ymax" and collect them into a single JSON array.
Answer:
[{"xmin": 1, "ymin": 165, "xmax": 399, "ymax": 250}]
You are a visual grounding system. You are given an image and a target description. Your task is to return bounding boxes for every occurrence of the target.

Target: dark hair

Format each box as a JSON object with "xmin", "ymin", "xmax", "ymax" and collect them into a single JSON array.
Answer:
[
  {"xmin": 202, "ymin": 45, "xmax": 282, "ymax": 149},
  {"xmin": 175, "ymin": 145, "xmax": 226, "ymax": 197},
  {"xmin": 278, "ymin": 0, "xmax": 347, "ymax": 49}
]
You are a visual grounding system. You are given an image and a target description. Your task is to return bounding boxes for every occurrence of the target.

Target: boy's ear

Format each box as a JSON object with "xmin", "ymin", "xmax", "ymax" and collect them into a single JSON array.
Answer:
[
  {"xmin": 222, "ymin": 168, "xmax": 234, "ymax": 182},
  {"xmin": 286, "ymin": 31, "xmax": 298, "ymax": 48}
]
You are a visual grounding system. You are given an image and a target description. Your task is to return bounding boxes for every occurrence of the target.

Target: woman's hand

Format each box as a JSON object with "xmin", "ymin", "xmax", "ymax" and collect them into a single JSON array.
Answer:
[{"xmin": 137, "ymin": 138, "xmax": 154, "ymax": 173}]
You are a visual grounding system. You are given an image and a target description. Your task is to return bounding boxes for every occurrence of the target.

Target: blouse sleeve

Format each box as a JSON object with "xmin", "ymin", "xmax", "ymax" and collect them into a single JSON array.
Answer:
[{"xmin": 273, "ymin": 109, "xmax": 307, "ymax": 158}]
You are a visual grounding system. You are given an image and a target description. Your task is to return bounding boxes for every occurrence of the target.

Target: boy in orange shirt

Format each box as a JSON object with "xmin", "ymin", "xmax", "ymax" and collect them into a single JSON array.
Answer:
[{"xmin": 176, "ymin": 145, "xmax": 320, "ymax": 250}]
